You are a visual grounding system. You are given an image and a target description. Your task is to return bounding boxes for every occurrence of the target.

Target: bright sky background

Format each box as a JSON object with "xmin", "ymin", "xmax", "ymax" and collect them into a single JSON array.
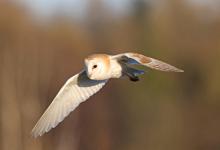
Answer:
[
  {"xmin": 17, "ymin": 0, "xmax": 133, "ymax": 19},
  {"xmin": 15, "ymin": 0, "xmax": 219, "ymax": 20}
]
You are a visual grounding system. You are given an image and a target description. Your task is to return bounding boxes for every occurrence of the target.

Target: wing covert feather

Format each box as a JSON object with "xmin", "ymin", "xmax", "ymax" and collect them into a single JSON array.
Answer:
[{"xmin": 114, "ymin": 52, "xmax": 183, "ymax": 72}]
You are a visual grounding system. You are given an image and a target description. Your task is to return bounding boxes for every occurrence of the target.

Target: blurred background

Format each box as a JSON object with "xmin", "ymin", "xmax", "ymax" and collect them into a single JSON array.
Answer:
[{"xmin": 0, "ymin": 0, "xmax": 220, "ymax": 150}]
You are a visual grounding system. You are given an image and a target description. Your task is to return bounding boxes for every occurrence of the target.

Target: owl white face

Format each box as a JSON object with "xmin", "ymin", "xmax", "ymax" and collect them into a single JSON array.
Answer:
[{"xmin": 85, "ymin": 54, "xmax": 110, "ymax": 80}]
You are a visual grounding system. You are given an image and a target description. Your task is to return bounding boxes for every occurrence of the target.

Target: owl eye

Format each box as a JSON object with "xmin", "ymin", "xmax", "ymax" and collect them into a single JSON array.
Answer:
[{"xmin": 92, "ymin": 64, "xmax": 97, "ymax": 69}]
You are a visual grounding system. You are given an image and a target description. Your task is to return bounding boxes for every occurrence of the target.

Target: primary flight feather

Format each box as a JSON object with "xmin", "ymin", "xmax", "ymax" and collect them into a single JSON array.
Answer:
[{"xmin": 31, "ymin": 52, "xmax": 183, "ymax": 137}]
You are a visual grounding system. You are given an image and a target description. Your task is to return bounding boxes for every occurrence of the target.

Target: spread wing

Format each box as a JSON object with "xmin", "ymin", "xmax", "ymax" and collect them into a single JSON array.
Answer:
[
  {"xmin": 31, "ymin": 71, "xmax": 108, "ymax": 138},
  {"xmin": 113, "ymin": 52, "xmax": 183, "ymax": 72}
]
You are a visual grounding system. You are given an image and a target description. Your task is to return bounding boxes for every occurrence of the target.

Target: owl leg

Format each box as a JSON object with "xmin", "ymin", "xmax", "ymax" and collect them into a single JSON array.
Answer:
[
  {"xmin": 129, "ymin": 75, "xmax": 139, "ymax": 82},
  {"xmin": 122, "ymin": 66, "xmax": 144, "ymax": 82}
]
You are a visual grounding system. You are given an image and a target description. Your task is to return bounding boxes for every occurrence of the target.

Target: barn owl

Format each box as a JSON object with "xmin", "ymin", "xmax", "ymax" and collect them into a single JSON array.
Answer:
[{"xmin": 31, "ymin": 52, "xmax": 183, "ymax": 137}]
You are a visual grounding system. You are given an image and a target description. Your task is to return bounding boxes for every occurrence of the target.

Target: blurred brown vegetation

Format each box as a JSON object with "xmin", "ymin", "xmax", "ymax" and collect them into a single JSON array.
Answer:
[{"xmin": 0, "ymin": 1, "xmax": 220, "ymax": 150}]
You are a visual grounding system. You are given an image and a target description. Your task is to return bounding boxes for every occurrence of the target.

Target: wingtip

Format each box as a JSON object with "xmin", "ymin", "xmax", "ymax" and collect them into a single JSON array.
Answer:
[
  {"xmin": 31, "ymin": 129, "xmax": 40, "ymax": 138},
  {"xmin": 175, "ymin": 68, "xmax": 184, "ymax": 73},
  {"xmin": 31, "ymin": 125, "xmax": 45, "ymax": 138},
  {"xmin": 30, "ymin": 131, "xmax": 38, "ymax": 138}
]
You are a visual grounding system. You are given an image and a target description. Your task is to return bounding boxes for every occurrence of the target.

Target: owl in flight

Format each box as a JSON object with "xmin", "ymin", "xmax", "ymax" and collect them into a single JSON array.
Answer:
[{"xmin": 32, "ymin": 52, "xmax": 183, "ymax": 137}]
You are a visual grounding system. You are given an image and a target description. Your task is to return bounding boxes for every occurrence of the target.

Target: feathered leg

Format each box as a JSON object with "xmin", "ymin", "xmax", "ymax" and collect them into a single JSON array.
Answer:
[{"xmin": 122, "ymin": 66, "xmax": 144, "ymax": 82}]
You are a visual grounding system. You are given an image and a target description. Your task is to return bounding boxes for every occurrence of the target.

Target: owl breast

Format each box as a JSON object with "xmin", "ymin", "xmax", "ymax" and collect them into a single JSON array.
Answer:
[{"xmin": 109, "ymin": 59, "xmax": 123, "ymax": 78}]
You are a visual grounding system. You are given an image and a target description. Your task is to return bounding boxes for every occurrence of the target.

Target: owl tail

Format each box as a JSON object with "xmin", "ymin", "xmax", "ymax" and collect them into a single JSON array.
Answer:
[{"xmin": 123, "ymin": 66, "xmax": 145, "ymax": 82}]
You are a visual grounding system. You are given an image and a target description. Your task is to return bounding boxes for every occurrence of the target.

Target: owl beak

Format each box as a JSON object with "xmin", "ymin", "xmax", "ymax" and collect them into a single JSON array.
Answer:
[
  {"xmin": 85, "ymin": 67, "xmax": 92, "ymax": 79},
  {"xmin": 87, "ymin": 73, "xmax": 92, "ymax": 79},
  {"xmin": 86, "ymin": 70, "xmax": 95, "ymax": 80}
]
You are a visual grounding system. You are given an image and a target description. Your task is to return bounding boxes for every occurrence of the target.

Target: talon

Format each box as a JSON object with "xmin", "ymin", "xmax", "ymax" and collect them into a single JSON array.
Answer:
[{"xmin": 129, "ymin": 76, "xmax": 139, "ymax": 82}]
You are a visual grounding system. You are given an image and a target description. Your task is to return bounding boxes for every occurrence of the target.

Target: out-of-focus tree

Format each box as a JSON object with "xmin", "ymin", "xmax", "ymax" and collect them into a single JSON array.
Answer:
[{"xmin": 0, "ymin": 0, "xmax": 220, "ymax": 150}]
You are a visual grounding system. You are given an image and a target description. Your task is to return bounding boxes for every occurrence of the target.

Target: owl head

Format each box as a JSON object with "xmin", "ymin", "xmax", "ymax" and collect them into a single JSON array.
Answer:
[{"xmin": 85, "ymin": 54, "xmax": 110, "ymax": 80}]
